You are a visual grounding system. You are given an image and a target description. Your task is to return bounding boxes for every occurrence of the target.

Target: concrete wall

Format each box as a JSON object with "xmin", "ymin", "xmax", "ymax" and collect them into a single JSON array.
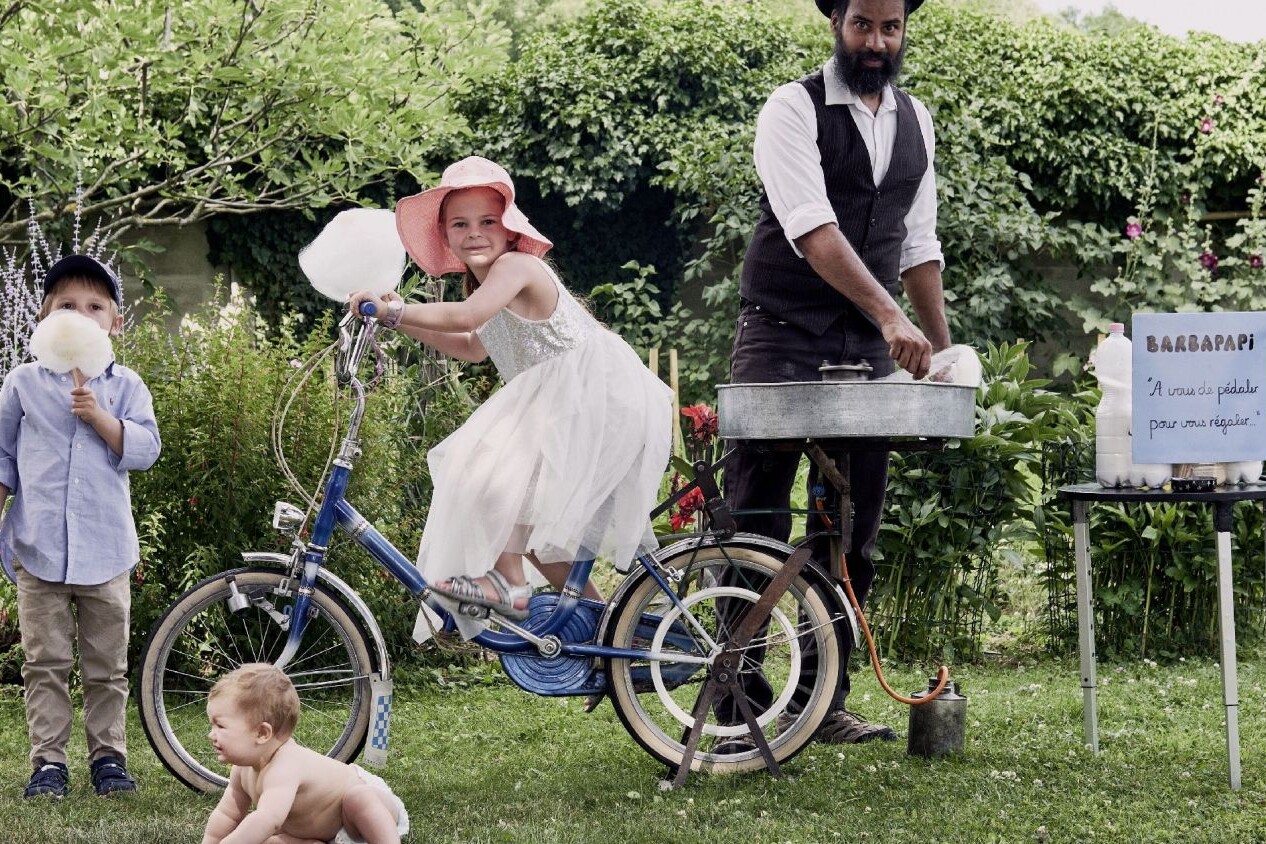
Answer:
[{"xmin": 120, "ymin": 222, "xmax": 228, "ymax": 328}]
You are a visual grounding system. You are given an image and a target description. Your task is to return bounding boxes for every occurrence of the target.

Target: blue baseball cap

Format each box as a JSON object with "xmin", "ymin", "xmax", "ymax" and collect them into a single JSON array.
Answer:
[{"xmin": 42, "ymin": 254, "xmax": 123, "ymax": 307}]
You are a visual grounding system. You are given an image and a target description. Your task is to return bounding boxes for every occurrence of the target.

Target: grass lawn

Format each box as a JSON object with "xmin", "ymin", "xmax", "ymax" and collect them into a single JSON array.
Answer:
[{"xmin": 0, "ymin": 657, "xmax": 1262, "ymax": 843}]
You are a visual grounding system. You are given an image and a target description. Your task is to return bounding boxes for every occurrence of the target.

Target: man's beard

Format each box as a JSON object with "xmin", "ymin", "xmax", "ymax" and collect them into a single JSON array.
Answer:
[{"xmin": 834, "ymin": 33, "xmax": 906, "ymax": 96}]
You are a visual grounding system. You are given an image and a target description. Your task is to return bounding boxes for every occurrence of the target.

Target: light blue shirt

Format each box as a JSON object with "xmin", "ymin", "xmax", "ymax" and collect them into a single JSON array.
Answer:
[{"xmin": 0, "ymin": 360, "xmax": 161, "ymax": 585}]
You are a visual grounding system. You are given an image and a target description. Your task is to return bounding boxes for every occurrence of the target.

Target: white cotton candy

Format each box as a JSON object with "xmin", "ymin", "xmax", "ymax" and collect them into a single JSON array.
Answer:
[
  {"xmin": 879, "ymin": 344, "xmax": 983, "ymax": 387},
  {"xmin": 298, "ymin": 208, "xmax": 406, "ymax": 302},
  {"xmin": 29, "ymin": 310, "xmax": 115, "ymax": 378}
]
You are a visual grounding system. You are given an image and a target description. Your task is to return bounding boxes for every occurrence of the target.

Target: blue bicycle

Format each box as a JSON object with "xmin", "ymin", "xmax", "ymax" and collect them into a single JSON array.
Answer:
[{"xmin": 136, "ymin": 308, "xmax": 854, "ymax": 791}]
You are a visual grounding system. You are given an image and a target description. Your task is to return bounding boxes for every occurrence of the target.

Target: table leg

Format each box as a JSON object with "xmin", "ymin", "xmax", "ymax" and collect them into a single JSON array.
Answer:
[
  {"xmin": 1072, "ymin": 500, "xmax": 1099, "ymax": 753},
  {"xmin": 1213, "ymin": 502, "xmax": 1241, "ymax": 791}
]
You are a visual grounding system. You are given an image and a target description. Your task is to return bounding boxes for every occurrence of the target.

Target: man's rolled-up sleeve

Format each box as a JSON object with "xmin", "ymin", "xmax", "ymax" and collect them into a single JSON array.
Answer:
[{"xmin": 899, "ymin": 98, "xmax": 945, "ymax": 274}]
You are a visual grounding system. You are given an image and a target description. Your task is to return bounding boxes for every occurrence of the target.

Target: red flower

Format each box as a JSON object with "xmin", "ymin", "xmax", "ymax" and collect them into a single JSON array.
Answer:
[
  {"xmin": 1199, "ymin": 250, "xmax": 1219, "ymax": 271},
  {"xmin": 1124, "ymin": 221, "xmax": 1142, "ymax": 240},
  {"xmin": 670, "ymin": 487, "xmax": 705, "ymax": 532},
  {"xmin": 680, "ymin": 403, "xmax": 718, "ymax": 443},
  {"xmin": 1200, "ymin": 117, "xmax": 1215, "ymax": 134},
  {"xmin": 1250, "ymin": 254, "xmax": 1264, "ymax": 270}
]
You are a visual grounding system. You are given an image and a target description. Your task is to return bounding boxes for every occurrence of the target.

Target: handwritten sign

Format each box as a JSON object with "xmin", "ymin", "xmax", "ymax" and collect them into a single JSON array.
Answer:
[{"xmin": 1132, "ymin": 312, "xmax": 1266, "ymax": 463}]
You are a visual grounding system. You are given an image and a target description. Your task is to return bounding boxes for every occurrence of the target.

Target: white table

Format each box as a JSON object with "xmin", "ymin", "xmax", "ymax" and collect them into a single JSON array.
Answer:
[{"xmin": 1058, "ymin": 482, "xmax": 1266, "ymax": 791}]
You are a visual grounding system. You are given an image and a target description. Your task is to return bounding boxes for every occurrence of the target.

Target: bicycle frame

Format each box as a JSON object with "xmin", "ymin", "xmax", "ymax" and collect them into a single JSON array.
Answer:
[{"xmin": 271, "ymin": 313, "xmax": 715, "ymax": 676}]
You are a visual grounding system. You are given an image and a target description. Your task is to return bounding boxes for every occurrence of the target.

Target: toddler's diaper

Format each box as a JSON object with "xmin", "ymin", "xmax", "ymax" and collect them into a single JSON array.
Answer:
[{"xmin": 332, "ymin": 764, "xmax": 410, "ymax": 844}]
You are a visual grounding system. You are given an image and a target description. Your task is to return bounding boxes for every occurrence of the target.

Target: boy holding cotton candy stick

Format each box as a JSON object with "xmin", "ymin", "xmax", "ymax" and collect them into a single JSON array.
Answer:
[{"xmin": 0, "ymin": 255, "xmax": 160, "ymax": 799}]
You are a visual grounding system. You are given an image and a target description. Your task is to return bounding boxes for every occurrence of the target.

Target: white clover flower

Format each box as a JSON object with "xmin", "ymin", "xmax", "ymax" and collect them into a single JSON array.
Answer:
[
  {"xmin": 299, "ymin": 208, "xmax": 405, "ymax": 302},
  {"xmin": 29, "ymin": 310, "xmax": 113, "ymax": 378}
]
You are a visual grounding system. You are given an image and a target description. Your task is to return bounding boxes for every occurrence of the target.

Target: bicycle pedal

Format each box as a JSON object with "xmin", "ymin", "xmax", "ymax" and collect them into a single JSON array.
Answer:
[{"xmin": 458, "ymin": 602, "xmax": 491, "ymax": 620}]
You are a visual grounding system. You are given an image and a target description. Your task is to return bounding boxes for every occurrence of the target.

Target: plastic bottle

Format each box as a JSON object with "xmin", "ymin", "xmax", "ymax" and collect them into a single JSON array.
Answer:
[
  {"xmin": 1223, "ymin": 461, "xmax": 1264, "ymax": 485},
  {"xmin": 1092, "ymin": 324, "xmax": 1171, "ymax": 488}
]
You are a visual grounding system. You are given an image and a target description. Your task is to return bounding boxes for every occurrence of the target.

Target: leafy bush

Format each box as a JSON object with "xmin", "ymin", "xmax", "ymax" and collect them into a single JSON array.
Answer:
[{"xmin": 869, "ymin": 342, "xmax": 1077, "ymax": 660}]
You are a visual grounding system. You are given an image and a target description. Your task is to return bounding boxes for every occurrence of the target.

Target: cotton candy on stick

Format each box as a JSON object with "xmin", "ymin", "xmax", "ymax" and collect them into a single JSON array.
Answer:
[
  {"xmin": 29, "ymin": 310, "xmax": 114, "ymax": 385},
  {"xmin": 298, "ymin": 208, "xmax": 406, "ymax": 302}
]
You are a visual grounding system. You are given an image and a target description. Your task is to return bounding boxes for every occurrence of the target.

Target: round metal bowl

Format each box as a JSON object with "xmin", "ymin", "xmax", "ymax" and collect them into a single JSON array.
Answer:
[{"xmin": 717, "ymin": 380, "xmax": 978, "ymax": 441}]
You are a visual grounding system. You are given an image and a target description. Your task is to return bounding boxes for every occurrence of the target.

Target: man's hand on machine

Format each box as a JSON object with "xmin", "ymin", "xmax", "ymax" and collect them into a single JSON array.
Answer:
[{"xmin": 881, "ymin": 313, "xmax": 933, "ymax": 380}]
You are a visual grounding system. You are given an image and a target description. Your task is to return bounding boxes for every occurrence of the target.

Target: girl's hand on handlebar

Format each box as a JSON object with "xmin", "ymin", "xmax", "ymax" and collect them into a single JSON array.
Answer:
[{"xmin": 346, "ymin": 290, "xmax": 401, "ymax": 321}]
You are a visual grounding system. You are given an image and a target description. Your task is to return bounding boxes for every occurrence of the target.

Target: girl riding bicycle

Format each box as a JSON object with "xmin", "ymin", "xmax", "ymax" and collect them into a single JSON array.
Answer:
[{"xmin": 347, "ymin": 156, "xmax": 672, "ymax": 637}]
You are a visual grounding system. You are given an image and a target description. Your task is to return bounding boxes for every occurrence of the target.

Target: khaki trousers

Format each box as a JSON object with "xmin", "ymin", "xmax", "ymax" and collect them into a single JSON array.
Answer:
[{"xmin": 15, "ymin": 563, "xmax": 131, "ymax": 767}]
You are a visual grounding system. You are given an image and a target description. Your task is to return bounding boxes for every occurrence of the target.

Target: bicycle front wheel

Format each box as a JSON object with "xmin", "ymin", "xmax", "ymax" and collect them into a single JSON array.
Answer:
[
  {"xmin": 605, "ymin": 543, "xmax": 842, "ymax": 775},
  {"xmin": 137, "ymin": 568, "xmax": 375, "ymax": 792}
]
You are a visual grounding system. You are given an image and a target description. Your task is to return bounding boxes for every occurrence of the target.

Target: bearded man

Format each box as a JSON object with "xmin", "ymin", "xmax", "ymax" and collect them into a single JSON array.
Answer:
[{"xmin": 721, "ymin": 0, "xmax": 951, "ymax": 746}]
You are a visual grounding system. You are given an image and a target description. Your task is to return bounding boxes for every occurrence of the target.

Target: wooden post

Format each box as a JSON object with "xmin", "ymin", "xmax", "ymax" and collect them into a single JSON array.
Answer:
[{"xmin": 669, "ymin": 348, "xmax": 684, "ymax": 458}]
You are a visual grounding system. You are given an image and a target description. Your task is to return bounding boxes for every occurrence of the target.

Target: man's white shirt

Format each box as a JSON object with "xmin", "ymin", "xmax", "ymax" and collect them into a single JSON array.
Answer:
[{"xmin": 753, "ymin": 56, "xmax": 944, "ymax": 274}]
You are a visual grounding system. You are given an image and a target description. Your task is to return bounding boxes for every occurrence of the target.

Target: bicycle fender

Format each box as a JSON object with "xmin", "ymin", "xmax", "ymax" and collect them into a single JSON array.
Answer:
[
  {"xmin": 596, "ymin": 533, "xmax": 860, "ymax": 651},
  {"xmin": 240, "ymin": 553, "xmax": 392, "ymax": 678}
]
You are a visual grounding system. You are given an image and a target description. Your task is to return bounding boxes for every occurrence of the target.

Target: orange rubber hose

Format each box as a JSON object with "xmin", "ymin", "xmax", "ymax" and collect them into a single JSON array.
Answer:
[
  {"xmin": 816, "ymin": 501, "xmax": 949, "ymax": 706},
  {"xmin": 838, "ymin": 555, "xmax": 949, "ymax": 706}
]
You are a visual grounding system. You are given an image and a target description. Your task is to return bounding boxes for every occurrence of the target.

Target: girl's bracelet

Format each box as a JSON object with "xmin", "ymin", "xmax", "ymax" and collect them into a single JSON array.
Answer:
[{"xmin": 382, "ymin": 299, "xmax": 404, "ymax": 329}]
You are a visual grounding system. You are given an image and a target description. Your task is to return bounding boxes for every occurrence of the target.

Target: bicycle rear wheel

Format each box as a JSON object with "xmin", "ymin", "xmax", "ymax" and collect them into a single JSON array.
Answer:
[
  {"xmin": 136, "ymin": 568, "xmax": 375, "ymax": 792},
  {"xmin": 605, "ymin": 543, "xmax": 842, "ymax": 775}
]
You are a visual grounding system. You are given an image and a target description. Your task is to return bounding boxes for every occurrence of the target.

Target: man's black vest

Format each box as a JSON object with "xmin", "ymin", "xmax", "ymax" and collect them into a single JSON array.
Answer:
[{"xmin": 739, "ymin": 70, "xmax": 928, "ymax": 335}]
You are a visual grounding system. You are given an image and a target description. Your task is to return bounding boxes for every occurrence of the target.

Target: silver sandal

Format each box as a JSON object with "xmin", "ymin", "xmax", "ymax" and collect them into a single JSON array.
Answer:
[{"xmin": 430, "ymin": 570, "xmax": 531, "ymax": 620}]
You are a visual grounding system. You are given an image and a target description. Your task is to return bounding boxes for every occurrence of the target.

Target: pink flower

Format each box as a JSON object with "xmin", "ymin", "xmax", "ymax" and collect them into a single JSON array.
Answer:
[
  {"xmin": 1199, "ymin": 250, "xmax": 1218, "ymax": 271},
  {"xmin": 1213, "ymin": 93, "xmax": 1225, "ymax": 106},
  {"xmin": 1200, "ymin": 117, "xmax": 1215, "ymax": 134},
  {"xmin": 1250, "ymin": 254, "xmax": 1264, "ymax": 270},
  {"xmin": 1124, "ymin": 221, "xmax": 1142, "ymax": 240},
  {"xmin": 1180, "ymin": 193, "xmax": 1190, "ymax": 206}
]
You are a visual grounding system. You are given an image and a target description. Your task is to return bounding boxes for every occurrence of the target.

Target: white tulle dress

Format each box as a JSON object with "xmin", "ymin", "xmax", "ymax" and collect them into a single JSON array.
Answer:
[{"xmin": 415, "ymin": 258, "xmax": 672, "ymax": 592}]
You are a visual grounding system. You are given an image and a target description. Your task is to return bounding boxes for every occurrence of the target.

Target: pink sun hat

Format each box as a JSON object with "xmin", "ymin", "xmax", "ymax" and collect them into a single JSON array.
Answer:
[{"xmin": 395, "ymin": 156, "xmax": 553, "ymax": 277}]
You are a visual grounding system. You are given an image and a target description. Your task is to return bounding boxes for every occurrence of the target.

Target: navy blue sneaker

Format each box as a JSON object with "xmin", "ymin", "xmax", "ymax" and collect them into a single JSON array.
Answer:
[
  {"xmin": 90, "ymin": 755, "xmax": 136, "ymax": 796},
  {"xmin": 23, "ymin": 760, "xmax": 69, "ymax": 799}
]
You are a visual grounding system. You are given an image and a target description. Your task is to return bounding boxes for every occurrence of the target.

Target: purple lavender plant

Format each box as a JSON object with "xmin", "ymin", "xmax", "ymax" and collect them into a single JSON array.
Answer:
[{"xmin": 0, "ymin": 249, "xmax": 40, "ymax": 379}]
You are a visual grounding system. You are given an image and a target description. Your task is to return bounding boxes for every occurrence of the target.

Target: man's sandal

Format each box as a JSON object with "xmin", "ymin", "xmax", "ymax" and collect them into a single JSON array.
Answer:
[
  {"xmin": 430, "ymin": 570, "xmax": 531, "ymax": 620},
  {"xmin": 813, "ymin": 709, "xmax": 898, "ymax": 744}
]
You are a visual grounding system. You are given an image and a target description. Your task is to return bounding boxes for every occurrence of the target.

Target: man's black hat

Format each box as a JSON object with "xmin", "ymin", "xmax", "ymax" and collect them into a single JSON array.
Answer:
[{"xmin": 816, "ymin": 0, "xmax": 925, "ymax": 16}]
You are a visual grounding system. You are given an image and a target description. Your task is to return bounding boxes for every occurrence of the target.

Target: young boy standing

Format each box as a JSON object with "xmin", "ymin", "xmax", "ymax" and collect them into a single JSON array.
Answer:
[
  {"xmin": 0, "ymin": 254, "xmax": 161, "ymax": 798},
  {"xmin": 202, "ymin": 663, "xmax": 409, "ymax": 844}
]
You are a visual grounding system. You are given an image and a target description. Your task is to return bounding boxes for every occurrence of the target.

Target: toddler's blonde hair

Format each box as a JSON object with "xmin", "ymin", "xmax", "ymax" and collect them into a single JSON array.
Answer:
[{"xmin": 208, "ymin": 663, "xmax": 301, "ymax": 740}]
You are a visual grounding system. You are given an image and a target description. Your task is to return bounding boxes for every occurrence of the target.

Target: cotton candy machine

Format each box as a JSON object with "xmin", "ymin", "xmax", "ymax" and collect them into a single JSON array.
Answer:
[
  {"xmin": 715, "ymin": 356, "xmax": 981, "ymax": 735},
  {"xmin": 719, "ymin": 347, "xmax": 978, "ymax": 442},
  {"xmin": 717, "ymin": 378, "xmax": 976, "ymax": 441}
]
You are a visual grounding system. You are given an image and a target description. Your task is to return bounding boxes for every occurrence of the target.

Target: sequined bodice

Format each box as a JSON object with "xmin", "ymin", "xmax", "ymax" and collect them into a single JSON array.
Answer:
[{"xmin": 475, "ymin": 266, "xmax": 599, "ymax": 381}]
